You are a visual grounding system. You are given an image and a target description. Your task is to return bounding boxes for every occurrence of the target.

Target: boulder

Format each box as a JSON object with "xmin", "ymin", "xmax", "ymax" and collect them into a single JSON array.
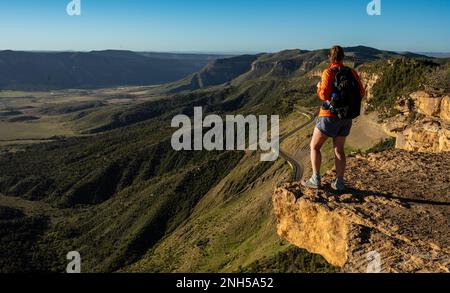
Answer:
[
  {"xmin": 440, "ymin": 95, "xmax": 450, "ymax": 122},
  {"xmin": 395, "ymin": 119, "xmax": 449, "ymax": 153},
  {"xmin": 410, "ymin": 91, "xmax": 442, "ymax": 117}
]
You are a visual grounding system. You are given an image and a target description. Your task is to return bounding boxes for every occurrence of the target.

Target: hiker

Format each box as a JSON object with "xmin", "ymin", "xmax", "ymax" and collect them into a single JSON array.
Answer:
[{"xmin": 301, "ymin": 46, "xmax": 365, "ymax": 191}]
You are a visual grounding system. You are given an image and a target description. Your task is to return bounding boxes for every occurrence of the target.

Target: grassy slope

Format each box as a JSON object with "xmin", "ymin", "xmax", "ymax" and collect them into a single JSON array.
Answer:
[{"xmin": 125, "ymin": 149, "xmax": 334, "ymax": 273}]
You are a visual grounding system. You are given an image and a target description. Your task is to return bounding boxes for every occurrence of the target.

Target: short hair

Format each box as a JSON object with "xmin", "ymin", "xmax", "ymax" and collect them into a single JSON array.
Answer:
[{"xmin": 330, "ymin": 46, "xmax": 345, "ymax": 63}]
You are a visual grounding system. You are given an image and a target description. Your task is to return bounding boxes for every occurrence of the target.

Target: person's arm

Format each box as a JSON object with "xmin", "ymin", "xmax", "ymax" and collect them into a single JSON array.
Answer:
[
  {"xmin": 352, "ymin": 70, "xmax": 366, "ymax": 99},
  {"xmin": 317, "ymin": 69, "xmax": 333, "ymax": 101}
]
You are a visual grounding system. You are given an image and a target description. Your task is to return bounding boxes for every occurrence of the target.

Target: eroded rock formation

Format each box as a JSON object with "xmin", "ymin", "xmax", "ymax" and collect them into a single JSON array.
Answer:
[
  {"xmin": 273, "ymin": 150, "xmax": 449, "ymax": 272},
  {"xmin": 383, "ymin": 91, "xmax": 450, "ymax": 153}
]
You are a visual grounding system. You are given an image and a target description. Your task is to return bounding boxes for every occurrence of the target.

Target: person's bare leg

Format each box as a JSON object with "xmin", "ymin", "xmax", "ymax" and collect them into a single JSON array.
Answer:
[
  {"xmin": 302, "ymin": 128, "xmax": 328, "ymax": 188},
  {"xmin": 333, "ymin": 136, "xmax": 347, "ymax": 178},
  {"xmin": 332, "ymin": 136, "xmax": 347, "ymax": 190},
  {"xmin": 311, "ymin": 128, "xmax": 329, "ymax": 175}
]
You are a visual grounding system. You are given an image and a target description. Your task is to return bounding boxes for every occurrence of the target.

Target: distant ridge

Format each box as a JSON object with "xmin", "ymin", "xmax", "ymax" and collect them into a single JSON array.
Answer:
[
  {"xmin": 416, "ymin": 52, "xmax": 450, "ymax": 58},
  {"xmin": 0, "ymin": 47, "xmax": 433, "ymax": 91},
  {"xmin": 166, "ymin": 46, "xmax": 432, "ymax": 93},
  {"xmin": 0, "ymin": 50, "xmax": 224, "ymax": 90}
]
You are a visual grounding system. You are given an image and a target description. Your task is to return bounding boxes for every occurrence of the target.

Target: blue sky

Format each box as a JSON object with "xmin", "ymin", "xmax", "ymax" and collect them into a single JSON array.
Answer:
[{"xmin": 0, "ymin": 0, "xmax": 449, "ymax": 53}]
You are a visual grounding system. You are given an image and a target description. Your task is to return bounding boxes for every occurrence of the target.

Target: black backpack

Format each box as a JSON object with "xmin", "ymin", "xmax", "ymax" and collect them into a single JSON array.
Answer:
[{"xmin": 329, "ymin": 66, "xmax": 362, "ymax": 120}]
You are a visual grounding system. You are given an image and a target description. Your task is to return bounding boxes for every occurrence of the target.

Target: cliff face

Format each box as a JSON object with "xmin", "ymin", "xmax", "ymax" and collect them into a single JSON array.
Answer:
[
  {"xmin": 250, "ymin": 58, "xmax": 314, "ymax": 78},
  {"xmin": 359, "ymin": 71, "xmax": 382, "ymax": 101},
  {"xmin": 383, "ymin": 91, "xmax": 450, "ymax": 153},
  {"xmin": 248, "ymin": 50, "xmax": 327, "ymax": 78},
  {"xmin": 273, "ymin": 186, "xmax": 349, "ymax": 267},
  {"xmin": 358, "ymin": 66, "xmax": 449, "ymax": 153},
  {"xmin": 169, "ymin": 54, "xmax": 259, "ymax": 92},
  {"xmin": 273, "ymin": 150, "xmax": 450, "ymax": 272}
]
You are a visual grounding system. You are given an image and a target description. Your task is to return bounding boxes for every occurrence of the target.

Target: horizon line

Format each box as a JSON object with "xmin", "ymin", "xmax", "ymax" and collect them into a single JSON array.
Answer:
[{"xmin": 1, "ymin": 47, "xmax": 450, "ymax": 56}]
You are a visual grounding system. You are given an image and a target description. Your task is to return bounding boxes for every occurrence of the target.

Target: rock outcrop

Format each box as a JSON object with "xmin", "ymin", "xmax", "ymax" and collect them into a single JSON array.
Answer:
[
  {"xmin": 411, "ymin": 91, "xmax": 449, "ymax": 121},
  {"xmin": 383, "ymin": 91, "xmax": 450, "ymax": 153},
  {"xmin": 360, "ymin": 71, "xmax": 382, "ymax": 101},
  {"xmin": 250, "ymin": 58, "xmax": 314, "ymax": 78},
  {"xmin": 395, "ymin": 119, "xmax": 450, "ymax": 153},
  {"xmin": 440, "ymin": 95, "xmax": 450, "ymax": 122},
  {"xmin": 273, "ymin": 150, "xmax": 450, "ymax": 272},
  {"xmin": 248, "ymin": 50, "xmax": 327, "ymax": 79}
]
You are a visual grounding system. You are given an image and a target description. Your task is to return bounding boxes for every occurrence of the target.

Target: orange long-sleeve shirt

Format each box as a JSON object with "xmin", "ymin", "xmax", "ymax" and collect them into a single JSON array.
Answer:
[{"xmin": 317, "ymin": 62, "xmax": 365, "ymax": 117}]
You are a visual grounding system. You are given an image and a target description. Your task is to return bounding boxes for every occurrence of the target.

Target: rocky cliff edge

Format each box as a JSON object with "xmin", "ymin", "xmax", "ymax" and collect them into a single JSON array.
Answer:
[{"xmin": 273, "ymin": 149, "xmax": 449, "ymax": 272}]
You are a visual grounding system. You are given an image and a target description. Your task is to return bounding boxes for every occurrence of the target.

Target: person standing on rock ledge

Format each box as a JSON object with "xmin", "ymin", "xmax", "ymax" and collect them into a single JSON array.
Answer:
[{"xmin": 302, "ymin": 46, "xmax": 365, "ymax": 191}]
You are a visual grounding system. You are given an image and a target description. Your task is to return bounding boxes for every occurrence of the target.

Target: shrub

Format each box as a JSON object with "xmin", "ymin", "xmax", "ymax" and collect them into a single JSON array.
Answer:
[{"xmin": 368, "ymin": 58, "xmax": 438, "ymax": 118}]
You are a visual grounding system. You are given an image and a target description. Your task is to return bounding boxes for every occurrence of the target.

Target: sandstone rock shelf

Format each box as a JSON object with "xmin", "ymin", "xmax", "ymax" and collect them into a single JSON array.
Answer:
[{"xmin": 273, "ymin": 150, "xmax": 449, "ymax": 272}]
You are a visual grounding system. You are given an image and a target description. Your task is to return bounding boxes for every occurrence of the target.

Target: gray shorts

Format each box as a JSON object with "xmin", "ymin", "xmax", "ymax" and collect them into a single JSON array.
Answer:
[{"xmin": 316, "ymin": 116, "xmax": 353, "ymax": 138}]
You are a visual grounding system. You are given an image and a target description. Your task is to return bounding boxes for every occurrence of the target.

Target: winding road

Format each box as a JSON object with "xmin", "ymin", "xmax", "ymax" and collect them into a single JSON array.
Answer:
[{"xmin": 279, "ymin": 109, "xmax": 318, "ymax": 181}]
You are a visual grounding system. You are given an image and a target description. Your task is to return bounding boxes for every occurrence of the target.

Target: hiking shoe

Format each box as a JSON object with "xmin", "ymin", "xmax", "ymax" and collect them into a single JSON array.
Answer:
[
  {"xmin": 301, "ymin": 175, "xmax": 321, "ymax": 189},
  {"xmin": 331, "ymin": 179, "xmax": 346, "ymax": 192}
]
